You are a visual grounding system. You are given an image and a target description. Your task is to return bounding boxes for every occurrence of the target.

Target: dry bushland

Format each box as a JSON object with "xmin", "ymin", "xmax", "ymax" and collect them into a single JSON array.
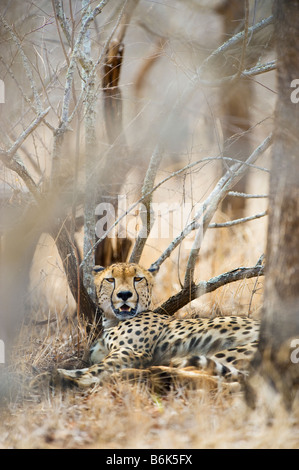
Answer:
[{"xmin": 1, "ymin": 0, "xmax": 298, "ymax": 450}]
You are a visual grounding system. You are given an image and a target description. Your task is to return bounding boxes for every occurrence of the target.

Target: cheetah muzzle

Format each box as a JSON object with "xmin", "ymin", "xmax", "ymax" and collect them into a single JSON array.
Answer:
[{"xmin": 112, "ymin": 289, "xmax": 138, "ymax": 319}]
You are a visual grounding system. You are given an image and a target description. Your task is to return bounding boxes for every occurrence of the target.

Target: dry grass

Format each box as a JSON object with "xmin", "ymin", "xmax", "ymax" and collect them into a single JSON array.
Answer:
[{"xmin": 1, "ymin": 362, "xmax": 299, "ymax": 449}]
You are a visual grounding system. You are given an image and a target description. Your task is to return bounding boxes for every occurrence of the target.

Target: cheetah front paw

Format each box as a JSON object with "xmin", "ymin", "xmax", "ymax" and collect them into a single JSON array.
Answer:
[{"xmin": 51, "ymin": 367, "xmax": 99, "ymax": 388}]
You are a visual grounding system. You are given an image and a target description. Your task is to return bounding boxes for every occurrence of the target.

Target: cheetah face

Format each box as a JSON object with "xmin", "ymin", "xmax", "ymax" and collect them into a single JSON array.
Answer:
[{"xmin": 93, "ymin": 263, "xmax": 153, "ymax": 321}]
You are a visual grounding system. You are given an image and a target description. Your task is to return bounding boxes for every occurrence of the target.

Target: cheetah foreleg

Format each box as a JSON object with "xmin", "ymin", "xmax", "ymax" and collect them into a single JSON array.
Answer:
[{"xmin": 53, "ymin": 348, "xmax": 153, "ymax": 388}]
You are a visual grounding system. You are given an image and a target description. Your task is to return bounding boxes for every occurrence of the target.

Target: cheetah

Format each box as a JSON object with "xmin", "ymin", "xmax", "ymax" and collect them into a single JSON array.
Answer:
[{"xmin": 54, "ymin": 262, "xmax": 260, "ymax": 389}]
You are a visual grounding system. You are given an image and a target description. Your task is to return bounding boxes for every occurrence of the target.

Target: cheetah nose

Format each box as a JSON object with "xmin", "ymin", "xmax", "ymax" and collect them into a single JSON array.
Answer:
[{"xmin": 117, "ymin": 291, "xmax": 133, "ymax": 301}]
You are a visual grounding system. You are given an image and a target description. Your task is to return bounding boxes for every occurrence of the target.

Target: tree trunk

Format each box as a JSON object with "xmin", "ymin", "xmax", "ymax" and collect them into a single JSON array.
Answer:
[
  {"xmin": 82, "ymin": 0, "xmax": 97, "ymax": 302},
  {"xmin": 52, "ymin": 224, "xmax": 97, "ymax": 325},
  {"xmin": 256, "ymin": 0, "xmax": 299, "ymax": 408},
  {"xmin": 95, "ymin": 31, "xmax": 132, "ymax": 267},
  {"xmin": 217, "ymin": 0, "xmax": 253, "ymax": 218}
]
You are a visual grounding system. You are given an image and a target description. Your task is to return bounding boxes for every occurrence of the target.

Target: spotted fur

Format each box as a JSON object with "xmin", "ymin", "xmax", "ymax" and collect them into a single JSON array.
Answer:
[{"xmin": 54, "ymin": 263, "xmax": 260, "ymax": 388}]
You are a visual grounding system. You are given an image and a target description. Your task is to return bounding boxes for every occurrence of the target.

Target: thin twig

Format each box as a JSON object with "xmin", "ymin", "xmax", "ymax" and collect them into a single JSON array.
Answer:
[
  {"xmin": 0, "ymin": 15, "xmax": 43, "ymax": 113},
  {"xmin": 52, "ymin": 0, "xmax": 71, "ymax": 65},
  {"xmin": 52, "ymin": 0, "xmax": 72, "ymax": 46},
  {"xmin": 236, "ymin": 0, "xmax": 250, "ymax": 79},
  {"xmin": 242, "ymin": 60, "xmax": 276, "ymax": 77},
  {"xmin": 197, "ymin": 15, "xmax": 274, "ymax": 87},
  {"xmin": 227, "ymin": 191, "xmax": 268, "ymax": 198},
  {"xmin": 129, "ymin": 145, "xmax": 164, "ymax": 264},
  {"xmin": 1, "ymin": 157, "xmax": 39, "ymax": 198},
  {"xmin": 183, "ymin": 133, "xmax": 272, "ymax": 287},
  {"xmin": 0, "ymin": 107, "xmax": 50, "ymax": 198},
  {"xmin": 6, "ymin": 107, "xmax": 51, "ymax": 158},
  {"xmin": 61, "ymin": 0, "xmax": 110, "ymax": 124},
  {"xmin": 149, "ymin": 134, "xmax": 272, "ymax": 274},
  {"xmin": 208, "ymin": 211, "xmax": 267, "ymax": 229}
]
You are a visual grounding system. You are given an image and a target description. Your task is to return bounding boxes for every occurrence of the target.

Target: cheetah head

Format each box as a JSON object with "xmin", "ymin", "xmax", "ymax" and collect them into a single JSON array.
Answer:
[{"xmin": 93, "ymin": 263, "xmax": 154, "ymax": 323}]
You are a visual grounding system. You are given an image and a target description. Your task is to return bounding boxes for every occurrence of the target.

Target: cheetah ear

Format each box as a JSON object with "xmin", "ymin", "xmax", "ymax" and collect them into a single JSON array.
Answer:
[
  {"xmin": 148, "ymin": 266, "xmax": 159, "ymax": 276},
  {"xmin": 92, "ymin": 265, "xmax": 105, "ymax": 276}
]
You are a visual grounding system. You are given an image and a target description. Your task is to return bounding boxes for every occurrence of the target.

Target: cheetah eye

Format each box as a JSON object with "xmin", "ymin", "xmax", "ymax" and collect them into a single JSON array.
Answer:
[
  {"xmin": 134, "ymin": 276, "xmax": 144, "ymax": 282},
  {"xmin": 105, "ymin": 278, "xmax": 115, "ymax": 283}
]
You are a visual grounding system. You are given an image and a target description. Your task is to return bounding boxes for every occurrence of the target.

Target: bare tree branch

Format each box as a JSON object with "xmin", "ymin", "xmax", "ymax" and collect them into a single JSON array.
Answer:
[
  {"xmin": 5, "ymin": 107, "xmax": 50, "ymax": 158},
  {"xmin": 183, "ymin": 133, "xmax": 272, "ymax": 287},
  {"xmin": 52, "ymin": 0, "xmax": 72, "ymax": 46},
  {"xmin": 0, "ymin": 107, "xmax": 50, "ymax": 198},
  {"xmin": 52, "ymin": 0, "xmax": 71, "ymax": 66},
  {"xmin": 93, "ymin": 0, "xmax": 138, "ymax": 267},
  {"xmin": 227, "ymin": 191, "xmax": 268, "ymax": 199},
  {"xmin": 51, "ymin": 223, "xmax": 97, "ymax": 326},
  {"xmin": 0, "ymin": 15, "xmax": 43, "ymax": 113},
  {"xmin": 197, "ymin": 15, "xmax": 274, "ymax": 87},
  {"xmin": 208, "ymin": 210, "xmax": 267, "ymax": 229},
  {"xmin": 243, "ymin": 60, "xmax": 276, "ymax": 77},
  {"xmin": 60, "ymin": 0, "xmax": 110, "ymax": 124},
  {"xmin": 51, "ymin": 1, "xmax": 112, "ymax": 186},
  {"xmin": 81, "ymin": 137, "xmax": 271, "ymax": 272},
  {"xmin": 129, "ymin": 144, "xmax": 164, "ymax": 264},
  {"xmin": 149, "ymin": 133, "xmax": 273, "ymax": 274},
  {"xmin": 67, "ymin": 1, "xmax": 129, "ymax": 126},
  {"xmin": 154, "ymin": 263, "xmax": 265, "ymax": 316},
  {"xmin": 236, "ymin": 0, "xmax": 249, "ymax": 79}
]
